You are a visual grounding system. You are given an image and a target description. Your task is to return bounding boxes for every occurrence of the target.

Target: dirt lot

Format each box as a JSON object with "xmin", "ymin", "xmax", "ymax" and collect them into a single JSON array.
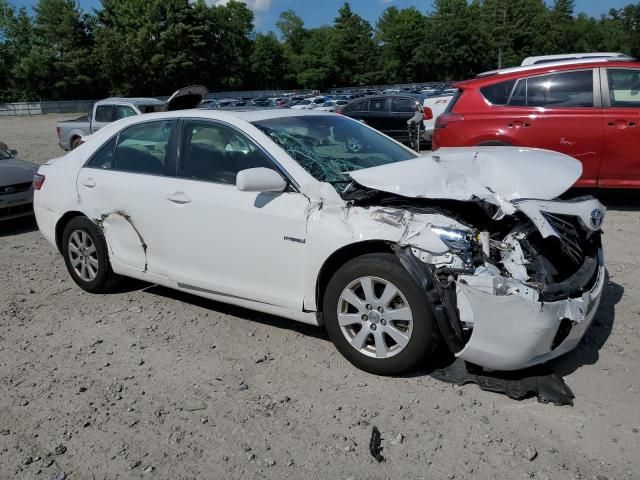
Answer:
[{"xmin": 1, "ymin": 114, "xmax": 639, "ymax": 480}]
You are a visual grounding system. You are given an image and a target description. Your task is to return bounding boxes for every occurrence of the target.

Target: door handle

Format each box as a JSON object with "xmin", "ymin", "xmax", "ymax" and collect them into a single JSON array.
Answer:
[
  {"xmin": 507, "ymin": 121, "xmax": 530, "ymax": 128},
  {"xmin": 608, "ymin": 119, "xmax": 637, "ymax": 128},
  {"xmin": 82, "ymin": 178, "xmax": 96, "ymax": 188},
  {"xmin": 166, "ymin": 192, "xmax": 191, "ymax": 204}
]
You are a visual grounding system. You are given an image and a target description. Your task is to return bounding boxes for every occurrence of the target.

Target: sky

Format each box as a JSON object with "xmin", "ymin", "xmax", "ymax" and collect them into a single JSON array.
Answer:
[{"xmin": 10, "ymin": 0, "xmax": 635, "ymax": 32}]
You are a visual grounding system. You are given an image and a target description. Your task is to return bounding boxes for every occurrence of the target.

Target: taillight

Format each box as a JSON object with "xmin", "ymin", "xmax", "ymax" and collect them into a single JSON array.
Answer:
[
  {"xmin": 33, "ymin": 173, "xmax": 45, "ymax": 190},
  {"xmin": 423, "ymin": 107, "xmax": 433, "ymax": 120},
  {"xmin": 56, "ymin": 127, "xmax": 60, "ymax": 139},
  {"xmin": 435, "ymin": 112, "xmax": 464, "ymax": 129}
]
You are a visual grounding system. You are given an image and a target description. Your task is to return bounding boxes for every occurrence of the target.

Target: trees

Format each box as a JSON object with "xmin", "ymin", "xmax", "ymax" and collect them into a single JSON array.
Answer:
[
  {"xmin": 330, "ymin": 2, "xmax": 382, "ymax": 86},
  {"xmin": 1, "ymin": 0, "xmax": 94, "ymax": 100},
  {"xmin": 376, "ymin": 7, "xmax": 429, "ymax": 84},
  {"xmin": 250, "ymin": 32, "xmax": 286, "ymax": 89},
  {"xmin": 1, "ymin": 0, "xmax": 639, "ymax": 101}
]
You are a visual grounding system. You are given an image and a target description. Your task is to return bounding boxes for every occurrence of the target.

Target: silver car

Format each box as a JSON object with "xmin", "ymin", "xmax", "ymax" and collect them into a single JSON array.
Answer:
[{"xmin": 0, "ymin": 145, "xmax": 38, "ymax": 221}]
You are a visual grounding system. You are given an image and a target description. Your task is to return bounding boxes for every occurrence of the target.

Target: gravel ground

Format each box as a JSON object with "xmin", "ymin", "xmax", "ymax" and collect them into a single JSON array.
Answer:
[{"xmin": 1, "ymin": 114, "xmax": 639, "ymax": 480}]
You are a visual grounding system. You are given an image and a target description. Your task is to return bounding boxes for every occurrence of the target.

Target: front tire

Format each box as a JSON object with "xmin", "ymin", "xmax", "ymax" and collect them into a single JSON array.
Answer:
[
  {"xmin": 323, "ymin": 253, "xmax": 436, "ymax": 375},
  {"xmin": 62, "ymin": 216, "xmax": 120, "ymax": 293}
]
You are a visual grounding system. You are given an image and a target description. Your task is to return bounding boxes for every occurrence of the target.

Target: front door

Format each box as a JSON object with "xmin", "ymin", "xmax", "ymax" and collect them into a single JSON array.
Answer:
[
  {"xmin": 162, "ymin": 119, "xmax": 309, "ymax": 310},
  {"xmin": 77, "ymin": 119, "xmax": 177, "ymax": 277},
  {"xmin": 599, "ymin": 67, "xmax": 640, "ymax": 187}
]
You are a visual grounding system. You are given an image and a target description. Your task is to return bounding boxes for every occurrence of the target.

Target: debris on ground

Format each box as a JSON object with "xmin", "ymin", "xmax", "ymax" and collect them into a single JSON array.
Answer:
[
  {"xmin": 430, "ymin": 358, "xmax": 575, "ymax": 406},
  {"xmin": 369, "ymin": 426, "xmax": 385, "ymax": 462}
]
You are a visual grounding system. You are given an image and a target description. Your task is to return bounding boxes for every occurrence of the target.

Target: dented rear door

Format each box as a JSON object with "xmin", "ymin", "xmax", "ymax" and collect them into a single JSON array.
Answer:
[{"xmin": 77, "ymin": 119, "xmax": 178, "ymax": 277}]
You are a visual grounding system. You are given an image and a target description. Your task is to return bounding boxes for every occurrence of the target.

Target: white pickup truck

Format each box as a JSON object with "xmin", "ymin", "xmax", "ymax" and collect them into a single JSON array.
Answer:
[
  {"xmin": 421, "ymin": 90, "xmax": 458, "ymax": 141},
  {"xmin": 56, "ymin": 86, "xmax": 208, "ymax": 150}
]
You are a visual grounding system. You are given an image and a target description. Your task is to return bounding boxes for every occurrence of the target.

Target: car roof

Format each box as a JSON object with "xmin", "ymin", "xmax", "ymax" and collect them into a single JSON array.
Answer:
[
  {"xmin": 476, "ymin": 59, "xmax": 639, "ymax": 78},
  {"xmin": 96, "ymin": 97, "xmax": 166, "ymax": 106},
  {"xmin": 460, "ymin": 60, "xmax": 640, "ymax": 87},
  {"xmin": 104, "ymin": 108, "xmax": 337, "ymax": 125},
  {"xmin": 521, "ymin": 52, "xmax": 633, "ymax": 66}
]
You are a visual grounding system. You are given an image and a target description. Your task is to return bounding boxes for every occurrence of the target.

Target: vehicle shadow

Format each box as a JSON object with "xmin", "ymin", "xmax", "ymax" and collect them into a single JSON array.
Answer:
[
  {"xmin": 141, "ymin": 283, "xmax": 329, "ymax": 341},
  {"xmin": 563, "ymin": 188, "xmax": 640, "ymax": 211},
  {"xmin": 0, "ymin": 216, "xmax": 38, "ymax": 236},
  {"xmin": 115, "ymin": 275, "xmax": 622, "ymax": 380},
  {"xmin": 550, "ymin": 277, "xmax": 623, "ymax": 377}
]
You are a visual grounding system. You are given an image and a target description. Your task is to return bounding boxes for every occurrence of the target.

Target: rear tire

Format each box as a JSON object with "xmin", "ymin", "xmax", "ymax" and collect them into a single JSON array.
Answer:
[
  {"xmin": 323, "ymin": 253, "xmax": 436, "ymax": 375},
  {"xmin": 62, "ymin": 216, "xmax": 121, "ymax": 293},
  {"xmin": 71, "ymin": 137, "xmax": 82, "ymax": 150}
]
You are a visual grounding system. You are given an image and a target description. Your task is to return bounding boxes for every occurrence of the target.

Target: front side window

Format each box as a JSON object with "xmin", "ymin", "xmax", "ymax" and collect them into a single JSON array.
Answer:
[
  {"xmin": 178, "ymin": 121, "xmax": 275, "ymax": 184},
  {"xmin": 607, "ymin": 69, "xmax": 640, "ymax": 107},
  {"xmin": 522, "ymin": 70, "xmax": 594, "ymax": 108},
  {"xmin": 253, "ymin": 115, "xmax": 417, "ymax": 186},
  {"xmin": 94, "ymin": 105, "xmax": 114, "ymax": 122},
  {"xmin": 392, "ymin": 98, "xmax": 419, "ymax": 113},
  {"xmin": 369, "ymin": 98, "xmax": 389, "ymax": 112},
  {"xmin": 91, "ymin": 120, "xmax": 173, "ymax": 175}
]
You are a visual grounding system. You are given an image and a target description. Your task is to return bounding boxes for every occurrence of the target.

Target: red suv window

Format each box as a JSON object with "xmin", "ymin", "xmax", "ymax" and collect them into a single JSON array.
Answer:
[
  {"xmin": 509, "ymin": 70, "xmax": 594, "ymax": 108},
  {"xmin": 480, "ymin": 80, "xmax": 516, "ymax": 105}
]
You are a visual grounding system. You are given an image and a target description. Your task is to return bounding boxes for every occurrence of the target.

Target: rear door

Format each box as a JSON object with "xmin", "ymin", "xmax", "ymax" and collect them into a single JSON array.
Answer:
[
  {"xmin": 599, "ymin": 67, "xmax": 640, "ymax": 187},
  {"xmin": 77, "ymin": 119, "xmax": 177, "ymax": 277},
  {"xmin": 503, "ymin": 69, "xmax": 603, "ymax": 186}
]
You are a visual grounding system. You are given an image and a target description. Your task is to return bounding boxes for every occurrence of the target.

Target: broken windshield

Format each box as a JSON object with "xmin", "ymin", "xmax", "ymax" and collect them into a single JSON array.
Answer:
[{"xmin": 252, "ymin": 114, "xmax": 417, "ymax": 186}]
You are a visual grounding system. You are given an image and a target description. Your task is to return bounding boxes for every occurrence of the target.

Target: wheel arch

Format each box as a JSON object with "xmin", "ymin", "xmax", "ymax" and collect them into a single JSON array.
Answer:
[
  {"xmin": 475, "ymin": 140, "xmax": 513, "ymax": 147},
  {"xmin": 315, "ymin": 240, "xmax": 394, "ymax": 314},
  {"xmin": 55, "ymin": 211, "xmax": 87, "ymax": 253}
]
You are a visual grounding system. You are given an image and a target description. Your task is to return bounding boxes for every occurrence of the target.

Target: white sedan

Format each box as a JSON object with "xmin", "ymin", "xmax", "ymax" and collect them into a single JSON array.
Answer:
[{"xmin": 34, "ymin": 109, "xmax": 606, "ymax": 375}]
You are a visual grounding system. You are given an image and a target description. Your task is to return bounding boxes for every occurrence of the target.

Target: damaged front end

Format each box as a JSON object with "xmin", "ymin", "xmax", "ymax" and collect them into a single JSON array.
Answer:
[{"xmin": 342, "ymin": 183, "xmax": 605, "ymax": 371}]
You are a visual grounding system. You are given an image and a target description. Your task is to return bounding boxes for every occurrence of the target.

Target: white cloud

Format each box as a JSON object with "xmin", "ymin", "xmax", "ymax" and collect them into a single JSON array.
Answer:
[{"xmin": 209, "ymin": 0, "xmax": 273, "ymax": 12}]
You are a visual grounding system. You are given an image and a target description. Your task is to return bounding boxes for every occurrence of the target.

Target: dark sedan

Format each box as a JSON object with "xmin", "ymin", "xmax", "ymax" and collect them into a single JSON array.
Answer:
[
  {"xmin": 339, "ymin": 95, "xmax": 426, "ymax": 146},
  {"xmin": 0, "ymin": 144, "xmax": 38, "ymax": 221}
]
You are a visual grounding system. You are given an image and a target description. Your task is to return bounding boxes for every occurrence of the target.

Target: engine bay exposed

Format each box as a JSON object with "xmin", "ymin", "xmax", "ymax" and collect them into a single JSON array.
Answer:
[{"xmin": 341, "ymin": 182, "xmax": 603, "ymax": 354}]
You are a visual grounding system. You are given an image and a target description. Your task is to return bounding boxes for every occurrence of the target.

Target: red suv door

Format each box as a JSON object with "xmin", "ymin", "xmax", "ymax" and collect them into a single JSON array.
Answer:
[
  {"xmin": 599, "ymin": 67, "xmax": 640, "ymax": 187},
  {"xmin": 501, "ymin": 69, "xmax": 603, "ymax": 187}
]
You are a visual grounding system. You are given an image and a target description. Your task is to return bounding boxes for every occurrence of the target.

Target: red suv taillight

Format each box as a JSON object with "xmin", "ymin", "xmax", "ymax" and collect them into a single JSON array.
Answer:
[
  {"xmin": 435, "ymin": 112, "xmax": 464, "ymax": 129},
  {"xmin": 33, "ymin": 173, "xmax": 45, "ymax": 190},
  {"xmin": 423, "ymin": 107, "xmax": 433, "ymax": 120}
]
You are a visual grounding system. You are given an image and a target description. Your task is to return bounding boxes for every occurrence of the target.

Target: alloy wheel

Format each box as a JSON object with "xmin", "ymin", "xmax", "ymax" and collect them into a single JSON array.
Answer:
[
  {"xmin": 68, "ymin": 230, "xmax": 99, "ymax": 282},
  {"xmin": 337, "ymin": 276, "xmax": 414, "ymax": 358}
]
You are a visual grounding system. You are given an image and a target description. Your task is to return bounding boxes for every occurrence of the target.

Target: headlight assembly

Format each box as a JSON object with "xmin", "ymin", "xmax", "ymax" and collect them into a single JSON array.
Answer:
[{"xmin": 431, "ymin": 226, "xmax": 472, "ymax": 253}]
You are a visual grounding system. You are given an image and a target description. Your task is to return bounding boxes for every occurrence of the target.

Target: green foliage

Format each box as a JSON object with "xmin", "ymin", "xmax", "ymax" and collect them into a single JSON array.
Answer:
[{"xmin": 0, "ymin": 0, "xmax": 639, "ymax": 101}]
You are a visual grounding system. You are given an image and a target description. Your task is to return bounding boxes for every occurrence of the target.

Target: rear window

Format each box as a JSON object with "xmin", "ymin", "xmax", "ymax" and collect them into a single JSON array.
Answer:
[{"xmin": 480, "ymin": 80, "xmax": 516, "ymax": 105}]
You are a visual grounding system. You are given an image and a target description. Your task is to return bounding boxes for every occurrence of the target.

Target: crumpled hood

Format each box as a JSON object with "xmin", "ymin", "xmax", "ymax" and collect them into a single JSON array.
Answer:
[
  {"xmin": 0, "ymin": 158, "xmax": 38, "ymax": 186},
  {"xmin": 348, "ymin": 147, "xmax": 582, "ymax": 208}
]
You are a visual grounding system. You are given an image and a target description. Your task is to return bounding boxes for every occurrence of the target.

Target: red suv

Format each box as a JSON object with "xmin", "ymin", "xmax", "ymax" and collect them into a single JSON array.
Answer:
[{"xmin": 432, "ymin": 60, "xmax": 640, "ymax": 188}]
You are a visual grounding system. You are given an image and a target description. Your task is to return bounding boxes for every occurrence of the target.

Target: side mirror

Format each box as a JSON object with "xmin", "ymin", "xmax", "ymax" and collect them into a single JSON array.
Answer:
[
  {"xmin": 9, "ymin": 149, "xmax": 17, "ymax": 156},
  {"xmin": 236, "ymin": 167, "xmax": 287, "ymax": 193}
]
